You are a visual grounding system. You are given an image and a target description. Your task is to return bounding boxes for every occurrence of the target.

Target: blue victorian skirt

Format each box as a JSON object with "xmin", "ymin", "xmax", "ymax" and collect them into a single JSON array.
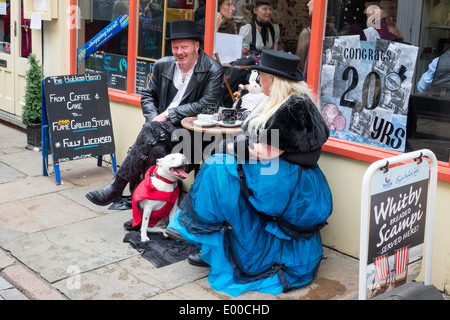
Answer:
[{"xmin": 167, "ymin": 154, "xmax": 332, "ymax": 296}]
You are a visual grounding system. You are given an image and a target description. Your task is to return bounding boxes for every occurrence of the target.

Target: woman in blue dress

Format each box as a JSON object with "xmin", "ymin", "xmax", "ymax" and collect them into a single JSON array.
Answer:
[{"xmin": 167, "ymin": 50, "xmax": 332, "ymax": 296}]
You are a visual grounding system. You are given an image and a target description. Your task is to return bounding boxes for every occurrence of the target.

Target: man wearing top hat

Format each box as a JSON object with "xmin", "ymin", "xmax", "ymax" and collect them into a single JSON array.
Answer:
[{"xmin": 85, "ymin": 20, "xmax": 224, "ymax": 214}]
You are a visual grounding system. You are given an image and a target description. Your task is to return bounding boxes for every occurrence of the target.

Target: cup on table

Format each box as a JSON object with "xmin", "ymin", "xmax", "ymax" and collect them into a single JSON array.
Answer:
[
  {"xmin": 221, "ymin": 108, "xmax": 237, "ymax": 124},
  {"xmin": 197, "ymin": 114, "xmax": 216, "ymax": 125}
]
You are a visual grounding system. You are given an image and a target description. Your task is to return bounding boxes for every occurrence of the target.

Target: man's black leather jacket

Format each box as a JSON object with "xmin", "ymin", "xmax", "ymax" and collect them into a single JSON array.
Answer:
[{"xmin": 140, "ymin": 49, "xmax": 224, "ymax": 126}]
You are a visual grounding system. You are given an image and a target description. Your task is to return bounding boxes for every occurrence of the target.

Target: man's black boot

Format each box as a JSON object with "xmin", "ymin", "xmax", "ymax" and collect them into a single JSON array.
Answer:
[{"xmin": 85, "ymin": 175, "xmax": 128, "ymax": 206}]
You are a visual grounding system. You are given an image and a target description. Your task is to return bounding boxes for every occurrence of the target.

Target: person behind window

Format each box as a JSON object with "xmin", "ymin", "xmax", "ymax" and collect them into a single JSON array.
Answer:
[
  {"xmin": 239, "ymin": 0, "xmax": 280, "ymax": 55},
  {"xmin": 216, "ymin": 0, "xmax": 238, "ymax": 34},
  {"xmin": 111, "ymin": 0, "xmax": 129, "ymax": 56},
  {"xmin": 339, "ymin": 0, "xmax": 366, "ymax": 38},
  {"xmin": 166, "ymin": 50, "xmax": 332, "ymax": 297},
  {"xmin": 85, "ymin": 21, "xmax": 224, "ymax": 216},
  {"xmin": 363, "ymin": 1, "xmax": 403, "ymax": 42},
  {"xmin": 417, "ymin": 49, "xmax": 450, "ymax": 98},
  {"xmin": 1, "ymin": 3, "xmax": 11, "ymax": 53},
  {"xmin": 295, "ymin": 0, "xmax": 313, "ymax": 79},
  {"xmin": 194, "ymin": 0, "xmax": 206, "ymax": 22},
  {"xmin": 197, "ymin": 0, "xmax": 238, "ymax": 35}
]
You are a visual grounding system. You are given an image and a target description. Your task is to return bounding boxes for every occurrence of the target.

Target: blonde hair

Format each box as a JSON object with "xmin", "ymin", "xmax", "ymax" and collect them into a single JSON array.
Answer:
[{"xmin": 244, "ymin": 75, "xmax": 312, "ymax": 134}]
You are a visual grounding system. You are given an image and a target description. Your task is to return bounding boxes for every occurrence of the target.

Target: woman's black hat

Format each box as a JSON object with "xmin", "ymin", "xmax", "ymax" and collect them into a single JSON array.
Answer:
[
  {"xmin": 251, "ymin": 50, "xmax": 303, "ymax": 81},
  {"xmin": 165, "ymin": 20, "xmax": 203, "ymax": 42}
]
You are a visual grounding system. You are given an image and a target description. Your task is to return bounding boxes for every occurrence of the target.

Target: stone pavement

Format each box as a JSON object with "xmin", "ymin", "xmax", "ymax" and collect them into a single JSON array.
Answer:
[{"xmin": 0, "ymin": 122, "xmax": 374, "ymax": 301}]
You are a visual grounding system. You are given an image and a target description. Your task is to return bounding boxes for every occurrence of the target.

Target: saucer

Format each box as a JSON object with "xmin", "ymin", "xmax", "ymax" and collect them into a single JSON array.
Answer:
[
  {"xmin": 218, "ymin": 120, "xmax": 243, "ymax": 128},
  {"xmin": 194, "ymin": 120, "xmax": 216, "ymax": 127}
]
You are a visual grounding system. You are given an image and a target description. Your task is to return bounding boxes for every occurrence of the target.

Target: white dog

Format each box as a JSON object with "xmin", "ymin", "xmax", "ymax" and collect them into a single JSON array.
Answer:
[{"xmin": 131, "ymin": 153, "xmax": 189, "ymax": 242}]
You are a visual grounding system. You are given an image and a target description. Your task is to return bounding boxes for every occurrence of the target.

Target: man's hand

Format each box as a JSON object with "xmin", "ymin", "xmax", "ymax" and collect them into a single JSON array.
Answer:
[{"xmin": 152, "ymin": 112, "xmax": 168, "ymax": 122}]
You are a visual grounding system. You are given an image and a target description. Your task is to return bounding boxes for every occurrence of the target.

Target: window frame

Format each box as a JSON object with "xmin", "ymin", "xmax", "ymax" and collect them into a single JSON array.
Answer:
[
  {"xmin": 69, "ymin": 0, "xmax": 450, "ymax": 183},
  {"xmin": 70, "ymin": 0, "xmax": 216, "ymax": 104}
]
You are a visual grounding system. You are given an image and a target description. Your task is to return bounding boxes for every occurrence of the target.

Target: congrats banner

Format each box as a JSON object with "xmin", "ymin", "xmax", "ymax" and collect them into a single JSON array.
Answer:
[
  {"xmin": 77, "ymin": 14, "xmax": 129, "ymax": 63},
  {"xmin": 320, "ymin": 36, "xmax": 418, "ymax": 152}
]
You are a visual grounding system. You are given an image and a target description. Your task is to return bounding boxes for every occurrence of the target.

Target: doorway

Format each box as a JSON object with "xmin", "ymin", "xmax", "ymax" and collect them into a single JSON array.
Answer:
[{"xmin": 0, "ymin": 0, "xmax": 32, "ymax": 118}]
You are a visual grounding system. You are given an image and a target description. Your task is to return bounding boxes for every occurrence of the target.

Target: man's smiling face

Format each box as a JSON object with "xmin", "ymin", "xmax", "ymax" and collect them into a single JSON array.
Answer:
[{"xmin": 171, "ymin": 39, "xmax": 200, "ymax": 71}]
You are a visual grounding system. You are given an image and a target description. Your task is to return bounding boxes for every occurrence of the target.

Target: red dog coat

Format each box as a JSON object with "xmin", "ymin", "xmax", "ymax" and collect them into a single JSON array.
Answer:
[{"xmin": 132, "ymin": 165, "xmax": 180, "ymax": 228}]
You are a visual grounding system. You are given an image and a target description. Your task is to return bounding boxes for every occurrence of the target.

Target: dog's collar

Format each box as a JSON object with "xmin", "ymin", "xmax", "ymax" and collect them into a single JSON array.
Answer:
[{"xmin": 152, "ymin": 166, "xmax": 177, "ymax": 184}]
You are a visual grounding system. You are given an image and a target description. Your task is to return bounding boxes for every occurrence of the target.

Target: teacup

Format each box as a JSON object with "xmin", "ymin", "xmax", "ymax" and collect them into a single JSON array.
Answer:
[
  {"xmin": 197, "ymin": 114, "xmax": 215, "ymax": 125},
  {"xmin": 221, "ymin": 108, "xmax": 237, "ymax": 124}
]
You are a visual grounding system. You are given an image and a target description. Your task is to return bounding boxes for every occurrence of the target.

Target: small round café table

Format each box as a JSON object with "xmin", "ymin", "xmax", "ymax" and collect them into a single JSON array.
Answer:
[{"xmin": 181, "ymin": 117, "xmax": 244, "ymax": 135}]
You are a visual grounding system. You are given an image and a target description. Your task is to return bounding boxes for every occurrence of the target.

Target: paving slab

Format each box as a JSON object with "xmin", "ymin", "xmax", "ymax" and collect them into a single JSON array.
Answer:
[
  {"xmin": 149, "ymin": 282, "xmax": 224, "ymax": 300},
  {"xmin": 0, "ymin": 125, "xmax": 26, "ymax": 154},
  {"xmin": 0, "ymin": 193, "xmax": 100, "ymax": 240},
  {"xmin": 139, "ymin": 258, "xmax": 210, "ymax": 291},
  {"xmin": 0, "ymin": 176, "xmax": 74, "ymax": 204},
  {"xmin": 54, "ymin": 255, "xmax": 210, "ymax": 300},
  {"xmin": 54, "ymin": 255, "xmax": 163, "ymax": 300},
  {"xmin": 0, "ymin": 288, "xmax": 29, "ymax": 300},
  {"xmin": 47, "ymin": 157, "xmax": 116, "ymax": 187},
  {"xmin": 0, "ymin": 211, "xmax": 138, "ymax": 283},
  {"xmin": 0, "ymin": 162, "xmax": 26, "ymax": 184},
  {"xmin": 0, "ymin": 249, "xmax": 15, "ymax": 269},
  {"xmin": 0, "ymin": 276, "xmax": 13, "ymax": 290},
  {"xmin": 58, "ymin": 181, "xmax": 128, "ymax": 215},
  {"xmin": 0, "ymin": 149, "xmax": 44, "ymax": 177}
]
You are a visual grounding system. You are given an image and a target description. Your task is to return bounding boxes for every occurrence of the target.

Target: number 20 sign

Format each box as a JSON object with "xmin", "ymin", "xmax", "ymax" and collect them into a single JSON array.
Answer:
[{"xmin": 320, "ymin": 36, "xmax": 418, "ymax": 152}]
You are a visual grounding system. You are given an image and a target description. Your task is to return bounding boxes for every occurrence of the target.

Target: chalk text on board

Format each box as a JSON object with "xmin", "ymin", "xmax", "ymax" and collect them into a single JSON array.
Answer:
[
  {"xmin": 63, "ymin": 138, "xmax": 81, "ymax": 148},
  {"xmin": 51, "ymin": 117, "xmax": 111, "ymax": 131},
  {"xmin": 49, "ymin": 94, "xmax": 65, "ymax": 102},
  {"xmin": 83, "ymin": 135, "xmax": 113, "ymax": 146},
  {"xmin": 70, "ymin": 92, "xmax": 91, "ymax": 102}
]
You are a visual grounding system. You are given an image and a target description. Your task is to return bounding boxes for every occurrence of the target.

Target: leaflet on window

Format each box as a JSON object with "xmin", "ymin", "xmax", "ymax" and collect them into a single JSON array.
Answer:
[
  {"xmin": 0, "ymin": 1, "xmax": 6, "ymax": 16},
  {"xmin": 77, "ymin": 14, "xmax": 129, "ymax": 64},
  {"xmin": 320, "ymin": 36, "xmax": 418, "ymax": 152},
  {"xmin": 215, "ymin": 32, "xmax": 243, "ymax": 64}
]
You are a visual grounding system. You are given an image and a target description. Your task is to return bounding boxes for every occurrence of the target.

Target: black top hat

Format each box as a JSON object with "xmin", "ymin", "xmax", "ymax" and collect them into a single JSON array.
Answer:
[
  {"xmin": 251, "ymin": 50, "xmax": 303, "ymax": 81},
  {"xmin": 165, "ymin": 20, "xmax": 203, "ymax": 42}
]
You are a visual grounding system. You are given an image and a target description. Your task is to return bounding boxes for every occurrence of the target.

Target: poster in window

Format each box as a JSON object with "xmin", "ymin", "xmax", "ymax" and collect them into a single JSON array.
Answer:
[
  {"xmin": 85, "ymin": 52, "xmax": 127, "ymax": 91},
  {"xmin": 0, "ymin": 0, "xmax": 6, "ymax": 16},
  {"xmin": 138, "ymin": 0, "xmax": 165, "ymax": 60},
  {"xmin": 320, "ymin": 36, "xmax": 418, "ymax": 152},
  {"xmin": 135, "ymin": 59, "xmax": 154, "ymax": 94}
]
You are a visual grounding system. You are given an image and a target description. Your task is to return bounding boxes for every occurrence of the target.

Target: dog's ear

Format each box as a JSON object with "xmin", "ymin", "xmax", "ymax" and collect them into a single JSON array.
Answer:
[{"xmin": 156, "ymin": 157, "xmax": 162, "ymax": 166}]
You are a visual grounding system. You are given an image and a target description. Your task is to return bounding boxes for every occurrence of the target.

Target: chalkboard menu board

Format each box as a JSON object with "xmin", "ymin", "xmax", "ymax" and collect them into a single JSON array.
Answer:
[{"xmin": 43, "ymin": 73, "xmax": 115, "ymax": 164}]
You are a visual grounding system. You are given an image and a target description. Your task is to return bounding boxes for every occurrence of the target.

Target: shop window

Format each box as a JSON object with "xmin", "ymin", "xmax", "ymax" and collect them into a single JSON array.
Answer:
[
  {"xmin": 0, "ymin": 0, "xmax": 11, "ymax": 54},
  {"xmin": 320, "ymin": 0, "xmax": 449, "ymax": 163},
  {"xmin": 208, "ymin": 1, "xmax": 315, "ymax": 60},
  {"xmin": 20, "ymin": 0, "xmax": 31, "ymax": 58},
  {"xmin": 77, "ymin": 0, "xmax": 130, "ymax": 91},
  {"xmin": 211, "ymin": 0, "xmax": 315, "ymax": 105},
  {"xmin": 135, "ymin": 0, "xmax": 196, "ymax": 94},
  {"xmin": 0, "ymin": 0, "xmax": 31, "ymax": 57}
]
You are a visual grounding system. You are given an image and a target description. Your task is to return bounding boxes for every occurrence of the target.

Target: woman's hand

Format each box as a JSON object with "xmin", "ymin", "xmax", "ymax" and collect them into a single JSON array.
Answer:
[
  {"xmin": 249, "ymin": 143, "xmax": 283, "ymax": 160},
  {"xmin": 216, "ymin": 12, "xmax": 224, "ymax": 31}
]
